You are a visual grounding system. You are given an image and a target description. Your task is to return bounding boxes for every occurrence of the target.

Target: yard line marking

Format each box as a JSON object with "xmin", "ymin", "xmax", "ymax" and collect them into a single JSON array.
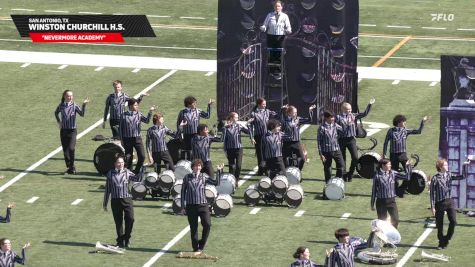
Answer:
[
  {"xmin": 0, "ymin": 70, "xmax": 177, "ymax": 193},
  {"xmin": 396, "ymin": 228, "xmax": 433, "ymax": 267},
  {"xmin": 360, "ymin": 55, "xmax": 439, "ymax": 61},
  {"xmin": 360, "ymin": 33, "xmax": 475, "ymax": 42},
  {"xmin": 392, "ymin": 80, "xmax": 400, "ymax": 85},
  {"xmin": 205, "ymin": 71, "xmax": 214, "ymax": 76},
  {"xmin": 132, "ymin": 68, "xmax": 141, "ymax": 73},
  {"xmin": 179, "ymin": 16, "xmax": 205, "ymax": 20},
  {"xmin": 249, "ymin": 208, "xmax": 261, "ymax": 215},
  {"xmin": 162, "ymin": 203, "xmax": 172, "ymax": 209},
  {"xmin": 294, "ymin": 210, "xmax": 305, "ymax": 217},
  {"xmin": 94, "ymin": 66, "xmax": 104, "ymax": 71},
  {"xmin": 78, "ymin": 11, "xmax": 102, "ymax": 14},
  {"xmin": 26, "ymin": 197, "xmax": 39, "ymax": 203},
  {"xmin": 71, "ymin": 199, "xmax": 83, "ymax": 205},
  {"xmin": 147, "ymin": 15, "xmax": 171, "ymax": 18},
  {"xmin": 422, "ymin": 26, "xmax": 446, "ymax": 30},
  {"xmin": 142, "ymin": 225, "xmax": 192, "ymax": 267},
  {"xmin": 340, "ymin": 213, "xmax": 351, "ymax": 219},
  {"xmin": 387, "ymin": 25, "xmax": 411, "ymax": 29},
  {"xmin": 359, "ymin": 24, "xmax": 376, "ymax": 27},
  {"xmin": 429, "ymin": 81, "xmax": 438, "ymax": 87},
  {"xmin": 58, "ymin": 64, "xmax": 68, "ymax": 69},
  {"xmin": 20, "ymin": 63, "xmax": 31, "ymax": 68},
  {"xmin": 358, "ymin": 78, "xmax": 362, "ymax": 83},
  {"xmin": 372, "ymin": 35, "xmax": 412, "ymax": 67},
  {"xmin": 11, "ymin": 8, "xmax": 35, "ymax": 11},
  {"xmin": 457, "ymin": 28, "xmax": 475, "ymax": 31},
  {"xmin": 44, "ymin": 10, "xmax": 69, "ymax": 13}
]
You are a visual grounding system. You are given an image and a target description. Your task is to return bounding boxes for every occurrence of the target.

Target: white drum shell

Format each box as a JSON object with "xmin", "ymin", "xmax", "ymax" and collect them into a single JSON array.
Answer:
[
  {"xmin": 171, "ymin": 179, "xmax": 183, "ymax": 196},
  {"xmin": 285, "ymin": 167, "xmax": 301, "ymax": 185},
  {"xmin": 272, "ymin": 175, "xmax": 289, "ymax": 194},
  {"xmin": 325, "ymin": 177, "xmax": 345, "ymax": 200},
  {"xmin": 258, "ymin": 177, "xmax": 272, "ymax": 192},
  {"xmin": 159, "ymin": 170, "xmax": 176, "ymax": 189},
  {"xmin": 205, "ymin": 185, "xmax": 218, "ymax": 204},
  {"xmin": 284, "ymin": 184, "xmax": 304, "ymax": 207},
  {"xmin": 174, "ymin": 160, "xmax": 192, "ymax": 180},
  {"xmin": 244, "ymin": 184, "xmax": 260, "ymax": 206},
  {"xmin": 216, "ymin": 173, "xmax": 236, "ymax": 195}
]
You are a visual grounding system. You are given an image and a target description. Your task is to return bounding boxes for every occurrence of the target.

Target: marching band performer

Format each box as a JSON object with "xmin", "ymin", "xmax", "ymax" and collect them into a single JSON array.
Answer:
[
  {"xmin": 0, "ymin": 203, "xmax": 14, "ymax": 223},
  {"xmin": 336, "ymin": 99, "xmax": 375, "ymax": 182},
  {"xmin": 326, "ymin": 228, "xmax": 365, "ymax": 267},
  {"xmin": 0, "ymin": 238, "xmax": 30, "ymax": 267},
  {"xmin": 119, "ymin": 98, "xmax": 154, "ymax": 174},
  {"xmin": 281, "ymin": 104, "xmax": 315, "ymax": 170},
  {"xmin": 191, "ymin": 124, "xmax": 222, "ymax": 179},
  {"xmin": 176, "ymin": 96, "xmax": 213, "ymax": 156},
  {"xmin": 222, "ymin": 112, "xmax": 252, "ymax": 186},
  {"xmin": 103, "ymin": 156, "xmax": 143, "ymax": 248},
  {"xmin": 290, "ymin": 246, "xmax": 318, "ymax": 267},
  {"xmin": 180, "ymin": 160, "xmax": 223, "ymax": 255},
  {"xmin": 317, "ymin": 111, "xmax": 345, "ymax": 184},
  {"xmin": 146, "ymin": 113, "xmax": 186, "ymax": 173},
  {"xmin": 371, "ymin": 159, "xmax": 412, "ymax": 228},
  {"xmin": 102, "ymin": 80, "xmax": 147, "ymax": 139},
  {"xmin": 249, "ymin": 98, "xmax": 278, "ymax": 175},
  {"xmin": 54, "ymin": 90, "xmax": 89, "ymax": 175},
  {"xmin": 430, "ymin": 158, "xmax": 470, "ymax": 249},
  {"xmin": 261, "ymin": 119, "xmax": 286, "ymax": 178}
]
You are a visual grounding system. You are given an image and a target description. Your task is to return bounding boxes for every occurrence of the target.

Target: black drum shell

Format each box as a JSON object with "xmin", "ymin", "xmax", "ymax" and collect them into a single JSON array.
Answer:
[{"xmin": 93, "ymin": 142, "xmax": 125, "ymax": 175}]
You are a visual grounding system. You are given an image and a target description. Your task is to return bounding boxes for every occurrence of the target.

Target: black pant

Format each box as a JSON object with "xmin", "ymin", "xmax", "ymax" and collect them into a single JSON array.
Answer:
[
  {"xmin": 390, "ymin": 152, "xmax": 409, "ymax": 195},
  {"xmin": 183, "ymin": 133, "xmax": 195, "ymax": 151},
  {"xmin": 60, "ymin": 129, "xmax": 77, "ymax": 169},
  {"xmin": 283, "ymin": 141, "xmax": 305, "ymax": 170},
  {"xmin": 322, "ymin": 151, "xmax": 346, "ymax": 183},
  {"xmin": 202, "ymin": 160, "xmax": 215, "ymax": 180},
  {"xmin": 109, "ymin": 119, "xmax": 120, "ymax": 139},
  {"xmin": 111, "ymin": 198, "xmax": 134, "ymax": 244},
  {"xmin": 254, "ymin": 135, "xmax": 265, "ymax": 175},
  {"xmin": 435, "ymin": 198, "xmax": 457, "ymax": 246},
  {"xmin": 123, "ymin": 136, "xmax": 145, "ymax": 174},
  {"xmin": 267, "ymin": 34, "xmax": 285, "ymax": 64},
  {"xmin": 339, "ymin": 137, "xmax": 358, "ymax": 178},
  {"xmin": 186, "ymin": 204, "xmax": 211, "ymax": 252},
  {"xmin": 376, "ymin": 197, "xmax": 399, "ymax": 228},
  {"xmin": 266, "ymin": 156, "xmax": 285, "ymax": 179},
  {"xmin": 152, "ymin": 151, "xmax": 175, "ymax": 173},
  {"xmin": 226, "ymin": 148, "xmax": 243, "ymax": 180}
]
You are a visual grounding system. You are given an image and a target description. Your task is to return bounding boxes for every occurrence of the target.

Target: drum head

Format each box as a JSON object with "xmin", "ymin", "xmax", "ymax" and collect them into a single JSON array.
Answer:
[
  {"xmin": 93, "ymin": 143, "xmax": 125, "ymax": 175},
  {"xmin": 286, "ymin": 167, "xmax": 301, "ymax": 185},
  {"xmin": 216, "ymin": 174, "xmax": 236, "ymax": 195},
  {"xmin": 172, "ymin": 195, "xmax": 182, "ymax": 214},
  {"xmin": 244, "ymin": 186, "xmax": 260, "ymax": 206},
  {"xmin": 258, "ymin": 177, "xmax": 272, "ymax": 192},
  {"xmin": 407, "ymin": 170, "xmax": 426, "ymax": 195},
  {"xmin": 213, "ymin": 195, "xmax": 233, "ymax": 217},
  {"xmin": 272, "ymin": 176, "xmax": 289, "ymax": 194},
  {"xmin": 159, "ymin": 170, "xmax": 175, "ymax": 189},
  {"xmin": 357, "ymin": 153, "xmax": 381, "ymax": 179},
  {"xmin": 131, "ymin": 183, "xmax": 147, "ymax": 199},
  {"xmin": 174, "ymin": 160, "xmax": 192, "ymax": 180},
  {"xmin": 171, "ymin": 180, "xmax": 183, "ymax": 196}
]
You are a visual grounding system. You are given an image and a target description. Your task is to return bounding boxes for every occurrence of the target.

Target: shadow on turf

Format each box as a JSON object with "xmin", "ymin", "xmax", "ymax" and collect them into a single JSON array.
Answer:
[
  {"xmin": 43, "ymin": 240, "xmax": 180, "ymax": 254},
  {"xmin": 0, "ymin": 168, "xmax": 66, "ymax": 176}
]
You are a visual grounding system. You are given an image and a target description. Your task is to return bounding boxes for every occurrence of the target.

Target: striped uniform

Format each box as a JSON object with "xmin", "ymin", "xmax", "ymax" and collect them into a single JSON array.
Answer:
[
  {"xmin": 326, "ymin": 243, "xmax": 355, "ymax": 267},
  {"xmin": 250, "ymin": 108, "xmax": 278, "ymax": 137},
  {"xmin": 104, "ymin": 93, "xmax": 144, "ymax": 138},
  {"xmin": 176, "ymin": 105, "xmax": 211, "ymax": 135},
  {"xmin": 222, "ymin": 123, "xmax": 251, "ymax": 180},
  {"xmin": 146, "ymin": 125, "xmax": 178, "ymax": 152},
  {"xmin": 336, "ymin": 103, "xmax": 372, "ymax": 138},
  {"xmin": 54, "ymin": 102, "xmax": 86, "ymax": 129},
  {"xmin": 317, "ymin": 123, "xmax": 342, "ymax": 154},
  {"xmin": 0, "ymin": 207, "xmax": 11, "ymax": 223},
  {"xmin": 261, "ymin": 131, "xmax": 286, "ymax": 178},
  {"xmin": 103, "ymin": 168, "xmax": 143, "ymax": 208},
  {"xmin": 290, "ymin": 259, "xmax": 318, "ymax": 267},
  {"xmin": 371, "ymin": 164, "xmax": 412, "ymax": 228},
  {"xmin": 192, "ymin": 135, "xmax": 222, "ymax": 178},
  {"xmin": 119, "ymin": 111, "xmax": 151, "ymax": 138},
  {"xmin": 383, "ymin": 120, "xmax": 425, "ymax": 155},
  {"xmin": 180, "ymin": 171, "xmax": 221, "ymax": 208},
  {"xmin": 0, "ymin": 249, "xmax": 26, "ymax": 267},
  {"xmin": 281, "ymin": 116, "xmax": 311, "ymax": 142},
  {"xmin": 430, "ymin": 169, "xmax": 466, "ymax": 210}
]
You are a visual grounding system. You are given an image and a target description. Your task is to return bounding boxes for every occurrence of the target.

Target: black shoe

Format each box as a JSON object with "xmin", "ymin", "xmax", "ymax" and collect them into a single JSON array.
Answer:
[
  {"xmin": 67, "ymin": 167, "xmax": 76, "ymax": 175},
  {"xmin": 116, "ymin": 241, "xmax": 125, "ymax": 248},
  {"xmin": 124, "ymin": 240, "xmax": 130, "ymax": 248}
]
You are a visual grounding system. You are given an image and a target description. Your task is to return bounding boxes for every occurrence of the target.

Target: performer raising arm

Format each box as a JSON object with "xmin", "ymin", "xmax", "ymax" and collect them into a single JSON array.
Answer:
[
  {"xmin": 0, "ymin": 238, "xmax": 30, "ymax": 267},
  {"xmin": 191, "ymin": 124, "xmax": 222, "ymax": 179},
  {"xmin": 0, "ymin": 203, "xmax": 15, "ymax": 223},
  {"xmin": 290, "ymin": 246, "xmax": 318, "ymax": 267},
  {"xmin": 430, "ymin": 158, "xmax": 471, "ymax": 249}
]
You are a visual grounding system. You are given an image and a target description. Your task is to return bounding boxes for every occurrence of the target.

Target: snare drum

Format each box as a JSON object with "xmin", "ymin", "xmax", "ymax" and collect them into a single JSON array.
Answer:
[
  {"xmin": 172, "ymin": 194, "xmax": 182, "ymax": 214},
  {"xmin": 212, "ymin": 194, "xmax": 233, "ymax": 217},
  {"xmin": 216, "ymin": 173, "xmax": 236, "ymax": 195},
  {"xmin": 205, "ymin": 185, "xmax": 218, "ymax": 204},
  {"xmin": 324, "ymin": 177, "xmax": 345, "ymax": 200},
  {"xmin": 144, "ymin": 172, "xmax": 159, "ymax": 189},
  {"xmin": 284, "ymin": 184, "xmax": 304, "ymax": 208},
  {"xmin": 272, "ymin": 175, "xmax": 289, "ymax": 194},
  {"xmin": 407, "ymin": 170, "xmax": 427, "ymax": 195},
  {"xmin": 258, "ymin": 177, "xmax": 272, "ymax": 193},
  {"xmin": 93, "ymin": 141, "xmax": 125, "ymax": 175},
  {"xmin": 159, "ymin": 170, "xmax": 176, "ymax": 190},
  {"xmin": 171, "ymin": 179, "xmax": 183, "ymax": 197},
  {"xmin": 357, "ymin": 152, "xmax": 381, "ymax": 179},
  {"xmin": 285, "ymin": 167, "xmax": 301, "ymax": 185},
  {"xmin": 130, "ymin": 182, "xmax": 147, "ymax": 200},
  {"xmin": 174, "ymin": 160, "xmax": 192, "ymax": 180},
  {"xmin": 244, "ymin": 184, "xmax": 260, "ymax": 206}
]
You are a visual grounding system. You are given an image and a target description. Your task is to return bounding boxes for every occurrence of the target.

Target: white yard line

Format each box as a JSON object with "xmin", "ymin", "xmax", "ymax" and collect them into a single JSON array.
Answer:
[
  {"xmin": 294, "ymin": 210, "xmax": 305, "ymax": 217},
  {"xmin": 44, "ymin": 10, "xmax": 69, "ymax": 13},
  {"xmin": 396, "ymin": 228, "xmax": 433, "ymax": 267},
  {"xmin": 358, "ymin": 78, "xmax": 362, "ymax": 83},
  {"xmin": 147, "ymin": 15, "xmax": 171, "ymax": 18},
  {"xmin": 132, "ymin": 68, "xmax": 141, "ymax": 73},
  {"xmin": 162, "ymin": 203, "xmax": 172, "ymax": 209},
  {"xmin": 179, "ymin": 16, "xmax": 205, "ymax": 20},
  {"xmin": 359, "ymin": 24, "xmax": 376, "ymax": 27},
  {"xmin": 359, "ymin": 55, "xmax": 439, "ymax": 61},
  {"xmin": 340, "ymin": 213, "xmax": 351, "ymax": 219},
  {"xmin": 78, "ymin": 11, "xmax": 102, "ymax": 14},
  {"xmin": 429, "ymin": 81, "xmax": 438, "ymax": 87},
  {"xmin": 94, "ymin": 66, "xmax": 104, "ymax": 71},
  {"xmin": 457, "ymin": 28, "xmax": 475, "ymax": 31},
  {"xmin": 0, "ymin": 70, "xmax": 177, "ymax": 193},
  {"xmin": 11, "ymin": 8, "xmax": 35, "ymax": 11},
  {"xmin": 58, "ymin": 64, "xmax": 68, "ymax": 70},
  {"xmin": 20, "ymin": 63, "xmax": 31, "ymax": 68},
  {"xmin": 71, "ymin": 199, "xmax": 83, "ymax": 205},
  {"xmin": 392, "ymin": 80, "xmax": 400, "ymax": 85},
  {"xmin": 205, "ymin": 71, "xmax": 214, "ymax": 76},
  {"xmin": 249, "ymin": 208, "xmax": 261, "ymax": 215},
  {"xmin": 421, "ymin": 27, "xmax": 446, "ymax": 30},
  {"xmin": 386, "ymin": 25, "xmax": 412, "ymax": 29},
  {"xmin": 26, "ymin": 197, "xmax": 39, "ymax": 203}
]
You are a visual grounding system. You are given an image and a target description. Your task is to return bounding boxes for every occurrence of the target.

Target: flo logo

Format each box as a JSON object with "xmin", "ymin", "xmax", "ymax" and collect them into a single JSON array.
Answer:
[{"xmin": 431, "ymin": 13, "xmax": 455, "ymax": 21}]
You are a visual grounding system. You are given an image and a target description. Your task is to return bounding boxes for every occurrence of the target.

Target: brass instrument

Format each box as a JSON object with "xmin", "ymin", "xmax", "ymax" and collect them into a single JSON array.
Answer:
[
  {"xmin": 95, "ymin": 241, "xmax": 125, "ymax": 254},
  {"xmin": 421, "ymin": 250, "xmax": 450, "ymax": 262}
]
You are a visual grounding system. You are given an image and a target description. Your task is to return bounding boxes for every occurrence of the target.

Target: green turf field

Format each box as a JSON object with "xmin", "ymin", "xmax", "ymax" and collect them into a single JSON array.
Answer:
[{"xmin": 0, "ymin": 1, "xmax": 474, "ymax": 267}]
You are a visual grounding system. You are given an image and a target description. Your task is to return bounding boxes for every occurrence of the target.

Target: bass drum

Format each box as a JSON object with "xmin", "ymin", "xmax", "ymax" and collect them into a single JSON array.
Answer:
[
  {"xmin": 144, "ymin": 172, "xmax": 159, "ymax": 189},
  {"xmin": 205, "ymin": 185, "xmax": 218, "ymax": 204},
  {"xmin": 212, "ymin": 194, "xmax": 233, "ymax": 217},
  {"xmin": 258, "ymin": 177, "xmax": 272, "ymax": 193},
  {"xmin": 172, "ymin": 194, "xmax": 182, "ymax": 214},
  {"xmin": 171, "ymin": 179, "xmax": 183, "ymax": 197},
  {"xmin": 216, "ymin": 173, "xmax": 236, "ymax": 195},
  {"xmin": 357, "ymin": 152, "xmax": 381, "ymax": 179},
  {"xmin": 272, "ymin": 175, "xmax": 289, "ymax": 194},
  {"xmin": 284, "ymin": 184, "xmax": 304, "ymax": 208},
  {"xmin": 93, "ymin": 141, "xmax": 125, "ymax": 175},
  {"xmin": 244, "ymin": 184, "xmax": 260, "ymax": 206},
  {"xmin": 159, "ymin": 170, "xmax": 176, "ymax": 191},
  {"xmin": 324, "ymin": 177, "xmax": 345, "ymax": 200},
  {"xmin": 285, "ymin": 167, "xmax": 301, "ymax": 185},
  {"xmin": 130, "ymin": 182, "xmax": 147, "ymax": 200},
  {"xmin": 407, "ymin": 170, "xmax": 427, "ymax": 195},
  {"xmin": 174, "ymin": 160, "xmax": 192, "ymax": 180}
]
